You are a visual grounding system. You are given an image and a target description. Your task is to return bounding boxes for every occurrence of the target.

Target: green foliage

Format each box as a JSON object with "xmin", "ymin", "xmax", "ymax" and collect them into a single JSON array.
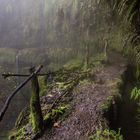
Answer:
[
  {"xmin": 109, "ymin": 28, "xmax": 124, "ymax": 52},
  {"xmin": 63, "ymin": 58, "xmax": 83, "ymax": 70},
  {"xmin": 117, "ymin": 0, "xmax": 139, "ymax": 24},
  {"xmin": 9, "ymin": 127, "xmax": 26, "ymax": 140},
  {"xmin": 89, "ymin": 129, "xmax": 123, "ymax": 140},
  {"xmin": 101, "ymin": 95, "xmax": 114, "ymax": 112},
  {"xmin": 101, "ymin": 77, "xmax": 123, "ymax": 112},
  {"xmin": 109, "ymin": 0, "xmax": 140, "ymax": 69},
  {"xmin": 44, "ymin": 105, "xmax": 69, "ymax": 122},
  {"xmin": 130, "ymin": 87, "xmax": 140, "ymax": 100},
  {"xmin": 15, "ymin": 107, "xmax": 30, "ymax": 129},
  {"xmin": 79, "ymin": 79, "xmax": 92, "ymax": 85},
  {"xmin": 130, "ymin": 87, "xmax": 140, "ymax": 135}
]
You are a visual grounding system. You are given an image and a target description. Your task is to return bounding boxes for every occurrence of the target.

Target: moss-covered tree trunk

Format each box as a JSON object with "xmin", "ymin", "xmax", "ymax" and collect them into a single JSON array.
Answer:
[{"xmin": 29, "ymin": 67, "xmax": 44, "ymax": 133}]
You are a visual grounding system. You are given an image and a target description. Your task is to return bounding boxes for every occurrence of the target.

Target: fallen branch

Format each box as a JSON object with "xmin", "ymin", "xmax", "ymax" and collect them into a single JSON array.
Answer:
[
  {"xmin": 0, "ymin": 65, "xmax": 43, "ymax": 121},
  {"xmin": 2, "ymin": 73, "xmax": 53, "ymax": 79}
]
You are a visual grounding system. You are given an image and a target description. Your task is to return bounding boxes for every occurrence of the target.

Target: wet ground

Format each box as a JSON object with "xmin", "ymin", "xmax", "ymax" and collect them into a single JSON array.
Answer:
[{"xmin": 39, "ymin": 52, "xmax": 127, "ymax": 140}]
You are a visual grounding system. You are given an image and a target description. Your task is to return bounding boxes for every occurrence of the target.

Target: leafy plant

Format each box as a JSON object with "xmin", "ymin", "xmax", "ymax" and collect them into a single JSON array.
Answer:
[
  {"xmin": 44, "ymin": 105, "xmax": 69, "ymax": 122},
  {"xmin": 130, "ymin": 87, "xmax": 140, "ymax": 100},
  {"xmin": 129, "ymin": 87, "xmax": 140, "ymax": 135},
  {"xmin": 117, "ymin": 0, "xmax": 139, "ymax": 23}
]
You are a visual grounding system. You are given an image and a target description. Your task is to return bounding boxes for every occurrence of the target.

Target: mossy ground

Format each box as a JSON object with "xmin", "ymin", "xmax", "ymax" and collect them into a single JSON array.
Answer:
[
  {"xmin": 9, "ymin": 52, "xmax": 126, "ymax": 140},
  {"xmin": 9, "ymin": 55, "xmax": 98, "ymax": 139},
  {"xmin": 89, "ymin": 129, "xmax": 123, "ymax": 140}
]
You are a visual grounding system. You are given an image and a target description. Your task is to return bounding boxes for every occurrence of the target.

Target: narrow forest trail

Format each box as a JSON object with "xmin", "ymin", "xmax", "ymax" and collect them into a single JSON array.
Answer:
[{"xmin": 39, "ymin": 52, "xmax": 127, "ymax": 140}]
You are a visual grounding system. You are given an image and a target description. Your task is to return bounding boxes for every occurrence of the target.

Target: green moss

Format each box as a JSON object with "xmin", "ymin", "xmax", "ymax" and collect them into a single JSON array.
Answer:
[
  {"xmin": 30, "ymin": 96, "xmax": 43, "ymax": 133},
  {"xmin": 9, "ymin": 127, "xmax": 26, "ymax": 140},
  {"xmin": 63, "ymin": 58, "xmax": 83, "ymax": 70},
  {"xmin": 79, "ymin": 79, "xmax": 92, "ymax": 85},
  {"xmin": 101, "ymin": 77, "xmax": 123, "ymax": 112},
  {"xmin": 15, "ymin": 107, "xmax": 29, "ymax": 129},
  {"xmin": 29, "ymin": 71, "xmax": 44, "ymax": 134},
  {"xmin": 11, "ymin": 58, "xmax": 100, "ymax": 139},
  {"xmin": 89, "ymin": 129, "xmax": 123, "ymax": 140},
  {"xmin": 55, "ymin": 81, "xmax": 76, "ymax": 91},
  {"xmin": 39, "ymin": 77, "xmax": 47, "ymax": 96},
  {"xmin": 44, "ymin": 105, "xmax": 70, "ymax": 122},
  {"xmin": 90, "ymin": 53, "xmax": 106, "ymax": 65},
  {"xmin": 101, "ymin": 95, "xmax": 114, "ymax": 112}
]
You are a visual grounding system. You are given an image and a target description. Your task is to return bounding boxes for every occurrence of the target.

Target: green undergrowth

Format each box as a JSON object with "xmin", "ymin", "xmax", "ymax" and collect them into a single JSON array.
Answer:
[
  {"xmin": 9, "ymin": 104, "xmax": 70, "ymax": 140},
  {"xmin": 130, "ymin": 87, "xmax": 140, "ymax": 101},
  {"xmin": 10, "ymin": 56, "xmax": 104, "ymax": 139},
  {"xmin": 96, "ymin": 75, "xmax": 125, "ymax": 140},
  {"xmin": 101, "ymin": 78, "xmax": 123, "ymax": 112},
  {"xmin": 15, "ymin": 107, "xmax": 30, "ymax": 129},
  {"xmin": 9, "ymin": 126, "xmax": 26, "ymax": 140},
  {"xmin": 89, "ymin": 129, "xmax": 123, "ymax": 140},
  {"xmin": 130, "ymin": 86, "xmax": 140, "ymax": 133},
  {"xmin": 40, "ymin": 60, "xmax": 96, "ymax": 96},
  {"xmin": 39, "ymin": 53, "xmax": 104, "ymax": 95},
  {"xmin": 44, "ymin": 104, "xmax": 70, "ymax": 123},
  {"xmin": 63, "ymin": 58, "xmax": 83, "ymax": 70},
  {"xmin": 90, "ymin": 53, "xmax": 107, "ymax": 66}
]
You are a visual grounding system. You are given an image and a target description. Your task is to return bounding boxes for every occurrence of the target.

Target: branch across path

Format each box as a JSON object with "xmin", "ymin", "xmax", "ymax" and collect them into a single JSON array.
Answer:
[
  {"xmin": 2, "ymin": 73, "xmax": 50, "ymax": 79},
  {"xmin": 0, "ymin": 65, "xmax": 43, "ymax": 121}
]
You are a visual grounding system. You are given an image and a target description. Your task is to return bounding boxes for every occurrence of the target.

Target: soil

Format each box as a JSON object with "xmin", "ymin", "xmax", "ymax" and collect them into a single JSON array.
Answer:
[{"xmin": 39, "ymin": 52, "xmax": 127, "ymax": 140}]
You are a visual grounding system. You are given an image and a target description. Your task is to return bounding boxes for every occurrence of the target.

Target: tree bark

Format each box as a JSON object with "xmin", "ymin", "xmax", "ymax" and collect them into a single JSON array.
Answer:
[
  {"xmin": 85, "ymin": 44, "xmax": 90, "ymax": 69},
  {"xmin": 104, "ymin": 39, "xmax": 108, "ymax": 62},
  {"xmin": 29, "ymin": 67, "xmax": 44, "ymax": 133}
]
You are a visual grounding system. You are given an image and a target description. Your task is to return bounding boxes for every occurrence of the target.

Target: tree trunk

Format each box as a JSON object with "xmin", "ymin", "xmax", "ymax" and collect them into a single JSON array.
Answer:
[
  {"xmin": 85, "ymin": 44, "xmax": 90, "ymax": 69},
  {"xmin": 29, "ymin": 67, "xmax": 44, "ymax": 133},
  {"xmin": 104, "ymin": 39, "xmax": 108, "ymax": 62},
  {"xmin": 0, "ymin": 65, "xmax": 43, "ymax": 122}
]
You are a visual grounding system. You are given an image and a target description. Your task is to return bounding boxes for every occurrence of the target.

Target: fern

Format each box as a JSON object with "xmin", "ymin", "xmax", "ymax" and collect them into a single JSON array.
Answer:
[
  {"xmin": 117, "ymin": 0, "xmax": 139, "ymax": 23},
  {"xmin": 130, "ymin": 87, "xmax": 140, "ymax": 100},
  {"xmin": 89, "ymin": 129, "xmax": 123, "ymax": 140}
]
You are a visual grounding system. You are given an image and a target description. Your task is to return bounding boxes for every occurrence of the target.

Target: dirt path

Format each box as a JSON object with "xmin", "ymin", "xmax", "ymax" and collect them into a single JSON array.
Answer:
[{"xmin": 39, "ymin": 52, "xmax": 127, "ymax": 140}]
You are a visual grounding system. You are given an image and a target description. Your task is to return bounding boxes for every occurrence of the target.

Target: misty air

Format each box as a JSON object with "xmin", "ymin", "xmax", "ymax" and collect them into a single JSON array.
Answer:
[{"xmin": 0, "ymin": 0, "xmax": 140, "ymax": 140}]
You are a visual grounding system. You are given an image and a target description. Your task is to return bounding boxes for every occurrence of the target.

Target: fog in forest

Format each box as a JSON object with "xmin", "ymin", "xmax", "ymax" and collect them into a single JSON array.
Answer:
[
  {"xmin": 1, "ymin": 0, "xmax": 140, "ymax": 140},
  {"xmin": 0, "ymin": 0, "xmax": 81, "ymax": 49},
  {"xmin": 0, "ymin": 0, "xmax": 97, "ymax": 138}
]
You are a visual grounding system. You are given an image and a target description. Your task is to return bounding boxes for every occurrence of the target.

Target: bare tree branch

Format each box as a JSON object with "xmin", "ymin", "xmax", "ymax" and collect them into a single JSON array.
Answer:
[
  {"xmin": 0, "ymin": 65, "xmax": 43, "ymax": 121},
  {"xmin": 2, "ymin": 73, "xmax": 52, "ymax": 79}
]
